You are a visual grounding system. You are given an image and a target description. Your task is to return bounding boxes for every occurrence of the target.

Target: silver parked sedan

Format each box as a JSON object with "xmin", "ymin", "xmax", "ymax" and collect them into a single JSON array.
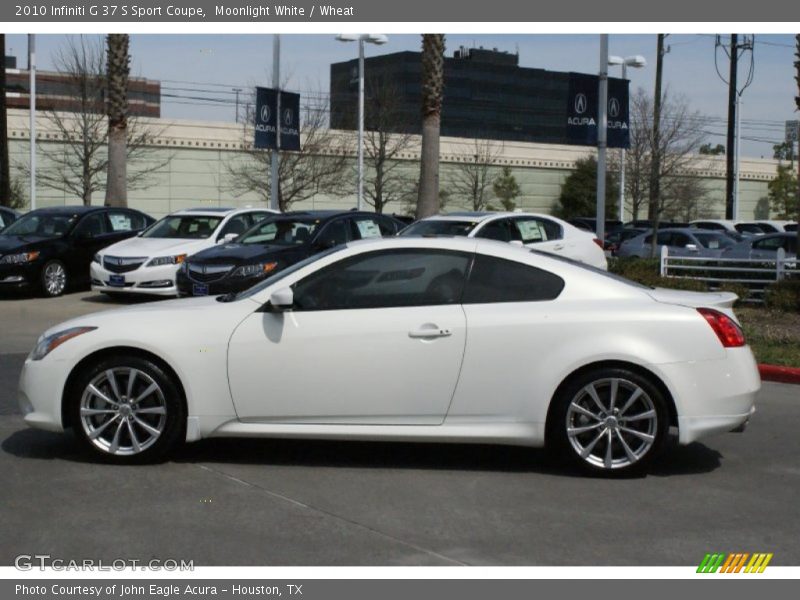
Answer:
[
  {"xmin": 722, "ymin": 232, "xmax": 797, "ymax": 261},
  {"xmin": 617, "ymin": 228, "xmax": 736, "ymax": 259}
]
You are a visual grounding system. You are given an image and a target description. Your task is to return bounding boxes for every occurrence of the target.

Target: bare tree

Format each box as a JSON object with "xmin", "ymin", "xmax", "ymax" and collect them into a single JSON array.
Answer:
[
  {"xmin": 448, "ymin": 138, "xmax": 503, "ymax": 211},
  {"xmin": 104, "ymin": 33, "xmax": 130, "ymax": 207},
  {"xmin": 611, "ymin": 88, "xmax": 710, "ymax": 239},
  {"xmin": 225, "ymin": 95, "xmax": 350, "ymax": 211},
  {"xmin": 416, "ymin": 34, "xmax": 445, "ymax": 219},
  {"xmin": 25, "ymin": 36, "xmax": 169, "ymax": 205},
  {"xmin": 360, "ymin": 77, "xmax": 415, "ymax": 213}
]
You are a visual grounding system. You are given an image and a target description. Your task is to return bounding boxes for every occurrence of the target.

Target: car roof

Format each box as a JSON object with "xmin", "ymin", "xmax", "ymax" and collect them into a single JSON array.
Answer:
[
  {"xmin": 172, "ymin": 206, "xmax": 275, "ymax": 217},
  {"xmin": 420, "ymin": 211, "xmax": 564, "ymax": 223}
]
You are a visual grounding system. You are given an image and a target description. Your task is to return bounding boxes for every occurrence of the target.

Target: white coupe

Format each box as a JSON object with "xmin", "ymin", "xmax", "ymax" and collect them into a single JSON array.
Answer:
[{"xmin": 19, "ymin": 237, "xmax": 759, "ymax": 475}]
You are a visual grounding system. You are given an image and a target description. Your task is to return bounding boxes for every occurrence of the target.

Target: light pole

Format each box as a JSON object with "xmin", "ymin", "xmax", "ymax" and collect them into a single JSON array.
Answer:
[
  {"xmin": 335, "ymin": 34, "xmax": 388, "ymax": 211},
  {"xmin": 608, "ymin": 54, "xmax": 646, "ymax": 222}
]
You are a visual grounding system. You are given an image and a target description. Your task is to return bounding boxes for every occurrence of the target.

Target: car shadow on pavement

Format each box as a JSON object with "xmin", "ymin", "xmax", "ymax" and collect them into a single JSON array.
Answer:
[
  {"xmin": 1, "ymin": 427, "xmax": 723, "ymax": 478},
  {"xmin": 80, "ymin": 293, "xmax": 168, "ymax": 305}
]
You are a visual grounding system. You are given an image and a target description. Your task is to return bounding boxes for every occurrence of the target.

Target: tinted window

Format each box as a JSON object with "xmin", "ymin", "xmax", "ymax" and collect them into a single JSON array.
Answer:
[
  {"xmin": 141, "ymin": 215, "xmax": 223, "ymax": 239},
  {"xmin": 463, "ymin": 254, "xmax": 564, "ymax": 303},
  {"xmin": 753, "ymin": 236, "xmax": 786, "ymax": 251},
  {"xmin": 292, "ymin": 249, "xmax": 470, "ymax": 311},
  {"xmin": 108, "ymin": 210, "xmax": 146, "ymax": 232},
  {"xmin": 218, "ymin": 214, "xmax": 251, "ymax": 239},
  {"xmin": 74, "ymin": 213, "xmax": 109, "ymax": 237},
  {"xmin": 315, "ymin": 219, "xmax": 352, "ymax": 248},
  {"xmin": 671, "ymin": 233, "xmax": 693, "ymax": 248},
  {"xmin": 476, "ymin": 219, "xmax": 517, "ymax": 242},
  {"xmin": 400, "ymin": 219, "xmax": 479, "ymax": 237}
]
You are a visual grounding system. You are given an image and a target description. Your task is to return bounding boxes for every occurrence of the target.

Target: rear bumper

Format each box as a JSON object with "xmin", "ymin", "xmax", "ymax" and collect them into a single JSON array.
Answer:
[{"xmin": 656, "ymin": 347, "xmax": 761, "ymax": 445}]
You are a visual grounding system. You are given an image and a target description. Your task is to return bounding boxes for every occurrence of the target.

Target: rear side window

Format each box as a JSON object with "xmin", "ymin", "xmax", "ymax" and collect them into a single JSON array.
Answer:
[
  {"xmin": 108, "ymin": 210, "xmax": 146, "ymax": 232},
  {"xmin": 514, "ymin": 217, "xmax": 562, "ymax": 243},
  {"xmin": 353, "ymin": 216, "xmax": 395, "ymax": 239},
  {"xmin": 463, "ymin": 255, "xmax": 564, "ymax": 303}
]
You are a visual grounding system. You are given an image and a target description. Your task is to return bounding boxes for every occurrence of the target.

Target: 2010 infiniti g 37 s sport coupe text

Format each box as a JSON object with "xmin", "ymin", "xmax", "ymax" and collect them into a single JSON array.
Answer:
[{"xmin": 18, "ymin": 237, "xmax": 760, "ymax": 475}]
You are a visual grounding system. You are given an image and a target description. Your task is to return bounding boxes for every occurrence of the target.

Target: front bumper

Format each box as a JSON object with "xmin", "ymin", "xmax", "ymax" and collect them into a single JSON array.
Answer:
[
  {"xmin": 18, "ymin": 354, "xmax": 69, "ymax": 432},
  {"xmin": 175, "ymin": 269, "xmax": 261, "ymax": 297},
  {"xmin": 0, "ymin": 262, "xmax": 40, "ymax": 289},
  {"xmin": 90, "ymin": 262, "xmax": 179, "ymax": 296}
]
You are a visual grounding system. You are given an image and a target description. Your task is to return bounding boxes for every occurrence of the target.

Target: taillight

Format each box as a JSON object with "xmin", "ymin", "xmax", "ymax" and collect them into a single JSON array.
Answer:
[
  {"xmin": 592, "ymin": 238, "xmax": 603, "ymax": 248},
  {"xmin": 697, "ymin": 308, "xmax": 746, "ymax": 348}
]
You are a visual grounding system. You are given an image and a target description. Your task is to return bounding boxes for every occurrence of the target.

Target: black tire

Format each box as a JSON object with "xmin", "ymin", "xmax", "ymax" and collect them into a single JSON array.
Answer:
[
  {"xmin": 547, "ymin": 367, "xmax": 670, "ymax": 477},
  {"xmin": 69, "ymin": 355, "xmax": 186, "ymax": 464},
  {"xmin": 40, "ymin": 259, "xmax": 68, "ymax": 297}
]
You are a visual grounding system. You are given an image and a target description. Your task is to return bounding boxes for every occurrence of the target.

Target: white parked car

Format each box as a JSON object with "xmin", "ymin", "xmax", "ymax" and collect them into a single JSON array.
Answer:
[
  {"xmin": 91, "ymin": 207, "xmax": 277, "ymax": 297},
  {"xmin": 19, "ymin": 237, "xmax": 758, "ymax": 475},
  {"xmin": 399, "ymin": 212, "xmax": 607, "ymax": 269}
]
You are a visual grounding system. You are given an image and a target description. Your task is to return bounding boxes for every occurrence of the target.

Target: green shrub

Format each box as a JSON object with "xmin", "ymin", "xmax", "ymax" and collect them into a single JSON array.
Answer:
[{"xmin": 765, "ymin": 280, "xmax": 800, "ymax": 313}]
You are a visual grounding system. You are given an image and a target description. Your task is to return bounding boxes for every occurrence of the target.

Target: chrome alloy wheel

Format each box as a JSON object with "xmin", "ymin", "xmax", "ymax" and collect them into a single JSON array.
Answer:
[
  {"xmin": 565, "ymin": 378, "xmax": 658, "ymax": 470},
  {"xmin": 79, "ymin": 368, "xmax": 167, "ymax": 456},
  {"xmin": 44, "ymin": 262, "xmax": 67, "ymax": 296}
]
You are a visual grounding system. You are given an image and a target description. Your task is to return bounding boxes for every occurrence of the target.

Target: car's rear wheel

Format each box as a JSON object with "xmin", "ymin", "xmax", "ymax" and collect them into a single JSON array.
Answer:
[
  {"xmin": 41, "ymin": 260, "xmax": 68, "ymax": 297},
  {"xmin": 548, "ymin": 367, "xmax": 669, "ymax": 476},
  {"xmin": 70, "ymin": 355, "xmax": 185, "ymax": 463}
]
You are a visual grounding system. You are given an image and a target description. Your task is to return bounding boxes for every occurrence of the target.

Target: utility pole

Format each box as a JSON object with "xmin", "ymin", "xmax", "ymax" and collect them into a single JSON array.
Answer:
[
  {"xmin": 725, "ymin": 34, "xmax": 739, "ymax": 220},
  {"xmin": 270, "ymin": 35, "xmax": 280, "ymax": 212},
  {"xmin": 647, "ymin": 34, "xmax": 666, "ymax": 222},
  {"xmin": 596, "ymin": 34, "xmax": 609, "ymax": 243},
  {"xmin": 233, "ymin": 87, "xmax": 242, "ymax": 123}
]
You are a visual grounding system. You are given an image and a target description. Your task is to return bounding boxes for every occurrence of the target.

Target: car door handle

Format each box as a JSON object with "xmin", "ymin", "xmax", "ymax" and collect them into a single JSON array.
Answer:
[{"xmin": 408, "ymin": 324, "xmax": 452, "ymax": 339}]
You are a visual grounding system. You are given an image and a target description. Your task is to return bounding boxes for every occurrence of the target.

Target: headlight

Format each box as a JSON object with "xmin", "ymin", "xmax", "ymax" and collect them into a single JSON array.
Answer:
[
  {"xmin": 93, "ymin": 253, "xmax": 101, "ymax": 264},
  {"xmin": 231, "ymin": 262, "xmax": 278, "ymax": 278},
  {"xmin": 146, "ymin": 254, "xmax": 187, "ymax": 267},
  {"xmin": 0, "ymin": 251, "xmax": 40, "ymax": 264},
  {"xmin": 30, "ymin": 327, "xmax": 97, "ymax": 361}
]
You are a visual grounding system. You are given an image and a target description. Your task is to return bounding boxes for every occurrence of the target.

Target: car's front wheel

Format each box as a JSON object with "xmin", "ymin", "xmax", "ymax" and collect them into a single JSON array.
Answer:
[
  {"xmin": 548, "ymin": 367, "xmax": 670, "ymax": 476},
  {"xmin": 70, "ymin": 355, "xmax": 185, "ymax": 463},
  {"xmin": 41, "ymin": 260, "xmax": 68, "ymax": 297}
]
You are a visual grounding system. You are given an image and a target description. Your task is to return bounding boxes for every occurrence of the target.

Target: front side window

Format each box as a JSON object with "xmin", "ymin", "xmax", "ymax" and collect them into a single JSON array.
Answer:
[
  {"xmin": 218, "ymin": 215, "xmax": 251, "ymax": 239},
  {"xmin": 314, "ymin": 219, "xmax": 352, "ymax": 248},
  {"xmin": 753, "ymin": 236, "xmax": 785, "ymax": 251},
  {"xmin": 463, "ymin": 254, "xmax": 564, "ymax": 304},
  {"xmin": 108, "ymin": 210, "xmax": 146, "ymax": 232},
  {"xmin": 141, "ymin": 216, "xmax": 223, "ymax": 239},
  {"xmin": 292, "ymin": 249, "xmax": 471, "ymax": 311},
  {"xmin": 74, "ymin": 213, "xmax": 110, "ymax": 237},
  {"xmin": 241, "ymin": 219, "xmax": 318, "ymax": 246},
  {"xmin": 353, "ymin": 216, "xmax": 395, "ymax": 239},
  {"xmin": 476, "ymin": 219, "xmax": 518, "ymax": 242}
]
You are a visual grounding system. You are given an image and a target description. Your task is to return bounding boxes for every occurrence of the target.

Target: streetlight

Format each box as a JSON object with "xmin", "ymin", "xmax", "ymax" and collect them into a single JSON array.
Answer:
[
  {"xmin": 335, "ymin": 34, "xmax": 388, "ymax": 211},
  {"xmin": 608, "ymin": 54, "xmax": 646, "ymax": 223}
]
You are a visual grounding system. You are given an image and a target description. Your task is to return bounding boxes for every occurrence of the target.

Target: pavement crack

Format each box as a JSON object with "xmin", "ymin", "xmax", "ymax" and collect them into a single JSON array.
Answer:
[{"xmin": 194, "ymin": 462, "xmax": 468, "ymax": 566}]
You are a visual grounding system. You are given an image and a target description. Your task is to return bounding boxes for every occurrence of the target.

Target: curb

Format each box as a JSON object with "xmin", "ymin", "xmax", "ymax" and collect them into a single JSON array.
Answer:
[{"xmin": 758, "ymin": 364, "xmax": 800, "ymax": 385}]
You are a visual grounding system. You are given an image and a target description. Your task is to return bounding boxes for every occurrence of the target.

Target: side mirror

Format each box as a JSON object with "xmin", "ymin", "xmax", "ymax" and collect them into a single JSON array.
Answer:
[
  {"xmin": 685, "ymin": 243, "xmax": 698, "ymax": 251},
  {"xmin": 266, "ymin": 287, "xmax": 294, "ymax": 312},
  {"xmin": 219, "ymin": 233, "xmax": 238, "ymax": 244},
  {"xmin": 509, "ymin": 240, "xmax": 524, "ymax": 247}
]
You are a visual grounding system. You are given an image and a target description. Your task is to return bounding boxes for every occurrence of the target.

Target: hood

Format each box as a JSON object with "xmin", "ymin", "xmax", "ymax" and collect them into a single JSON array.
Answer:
[
  {"xmin": 647, "ymin": 288, "xmax": 739, "ymax": 320},
  {"xmin": 0, "ymin": 234, "xmax": 57, "ymax": 255},
  {"xmin": 99, "ymin": 236, "xmax": 211, "ymax": 258},
  {"xmin": 187, "ymin": 242, "xmax": 300, "ymax": 266}
]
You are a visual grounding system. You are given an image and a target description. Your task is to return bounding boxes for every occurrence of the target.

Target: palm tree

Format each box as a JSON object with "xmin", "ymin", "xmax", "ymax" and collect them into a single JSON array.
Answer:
[
  {"xmin": 416, "ymin": 34, "xmax": 445, "ymax": 219},
  {"xmin": 104, "ymin": 34, "xmax": 129, "ymax": 207}
]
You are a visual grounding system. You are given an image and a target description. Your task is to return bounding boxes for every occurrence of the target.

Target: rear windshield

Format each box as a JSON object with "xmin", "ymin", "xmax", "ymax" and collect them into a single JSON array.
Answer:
[{"xmin": 400, "ymin": 220, "xmax": 479, "ymax": 237}]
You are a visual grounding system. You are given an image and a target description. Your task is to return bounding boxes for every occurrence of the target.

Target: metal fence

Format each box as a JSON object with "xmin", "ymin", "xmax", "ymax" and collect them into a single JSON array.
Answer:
[{"xmin": 659, "ymin": 246, "xmax": 798, "ymax": 303}]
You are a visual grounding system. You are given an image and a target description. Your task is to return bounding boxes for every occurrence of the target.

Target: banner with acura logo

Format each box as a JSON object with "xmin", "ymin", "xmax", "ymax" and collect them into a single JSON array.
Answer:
[
  {"xmin": 254, "ymin": 87, "xmax": 301, "ymax": 151},
  {"xmin": 566, "ymin": 73, "xmax": 629, "ymax": 148}
]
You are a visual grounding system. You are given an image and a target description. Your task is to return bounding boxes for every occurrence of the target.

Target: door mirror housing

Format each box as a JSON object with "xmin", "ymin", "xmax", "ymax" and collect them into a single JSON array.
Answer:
[
  {"xmin": 685, "ymin": 243, "xmax": 699, "ymax": 251},
  {"xmin": 219, "ymin": 232, "xmax": 239, "ymax": 244},
  {"xmin": 266, "ymin": 287, "xmax": 294, "ymax": 312}
]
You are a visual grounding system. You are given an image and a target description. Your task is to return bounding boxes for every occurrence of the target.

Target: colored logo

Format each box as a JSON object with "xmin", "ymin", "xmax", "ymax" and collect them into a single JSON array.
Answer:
[{"xmin": 697, "ymin": 553, "xmax": 773, "ymax": 573}]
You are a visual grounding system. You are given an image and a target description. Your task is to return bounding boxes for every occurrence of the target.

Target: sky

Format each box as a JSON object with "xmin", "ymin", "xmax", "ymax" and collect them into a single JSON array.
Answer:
[{"xmin": 5, "ymin": 33, "xmax": 798, "ymax": 158}]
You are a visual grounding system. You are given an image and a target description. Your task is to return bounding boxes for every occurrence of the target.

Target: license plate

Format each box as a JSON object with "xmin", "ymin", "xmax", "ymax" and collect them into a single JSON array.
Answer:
[
  {"xmin": 192, "ymin": 283, "xmax": 209, "ymax": 296},
  {"xmin": 108, "ymin": 274, "xmax": 125, "ymax": 287}
]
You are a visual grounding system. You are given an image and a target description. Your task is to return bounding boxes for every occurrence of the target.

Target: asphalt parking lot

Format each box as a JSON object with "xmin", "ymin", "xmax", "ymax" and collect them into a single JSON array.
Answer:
[{"xmin": 1, "ymin": 291, "xmax": 799, "ymax": 566}]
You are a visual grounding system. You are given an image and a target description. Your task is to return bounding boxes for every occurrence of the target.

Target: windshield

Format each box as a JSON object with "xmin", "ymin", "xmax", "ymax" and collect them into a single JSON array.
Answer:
[
  {"xmin": 693, "ymin": 232, "xmax": 735, "ymax": 249},
  {"xmin": 234, "ymin": 246, "xmax": 346, "ymax": 300},
  {"xmin": 141, "ymin": 215, "xmax": 223, "ymax": 239},
  {"xmin": 400, "ymin": 220, "xmax": 479, "ymax": 237},
  {"xmin": 1, "ymin": 213, "xmax": 77, "ymax": 238},
  {"xmin": 240, "ymin": 219, "xmax": 319, "ymax": 246}
]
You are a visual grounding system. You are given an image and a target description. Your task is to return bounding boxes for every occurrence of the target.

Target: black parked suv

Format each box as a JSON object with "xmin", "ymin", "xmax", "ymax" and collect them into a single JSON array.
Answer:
[
  {"xmin": 0, "ymin": 206, "xmax": 154, "ymax": 297},
  {"xmin": 177, "ymin": 210, "xmax": 404, "ymax": 296}
]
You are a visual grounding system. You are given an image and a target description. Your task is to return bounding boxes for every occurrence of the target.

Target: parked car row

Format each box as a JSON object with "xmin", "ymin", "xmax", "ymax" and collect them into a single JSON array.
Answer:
[{"xmin": 1, "ymin": 206, "xmax": 610, "ymax": 298}]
